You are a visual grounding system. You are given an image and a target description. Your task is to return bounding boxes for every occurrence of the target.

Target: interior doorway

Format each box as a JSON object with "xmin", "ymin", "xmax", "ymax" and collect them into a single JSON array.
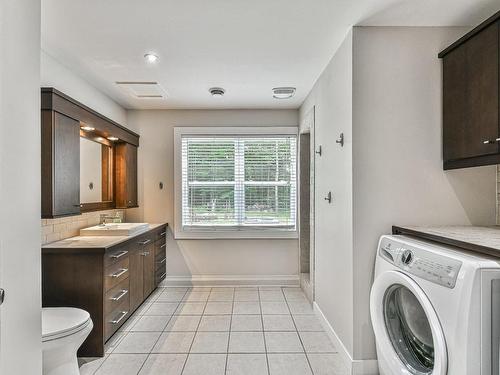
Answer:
[{"xmin": 299, "ymin": 106, "xmax": 315, "ymax": 302}]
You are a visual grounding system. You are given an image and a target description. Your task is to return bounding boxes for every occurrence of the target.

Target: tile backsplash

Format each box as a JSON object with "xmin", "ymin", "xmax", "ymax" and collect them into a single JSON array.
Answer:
[{"xmin": 41, "ymin": 209, "xmax": 125, "ymax": 245}]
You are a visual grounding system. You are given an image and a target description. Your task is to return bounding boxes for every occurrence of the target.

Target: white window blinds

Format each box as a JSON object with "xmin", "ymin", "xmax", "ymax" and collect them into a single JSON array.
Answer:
[{"xmin": 181, "ymin": 135, "xmax": 297, "ymax": 232}]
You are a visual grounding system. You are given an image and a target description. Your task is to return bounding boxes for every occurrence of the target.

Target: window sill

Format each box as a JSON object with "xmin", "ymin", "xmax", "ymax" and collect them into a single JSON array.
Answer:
[{"xmin": 174, "ymin": 229, "xmax": 298, "ymax": 240}]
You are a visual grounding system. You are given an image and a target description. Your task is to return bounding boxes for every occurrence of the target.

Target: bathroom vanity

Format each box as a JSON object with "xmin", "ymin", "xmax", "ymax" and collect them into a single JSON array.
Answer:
[{"xmin": 42, "ymin": 223, "xmax": 167, "ymax": 357}]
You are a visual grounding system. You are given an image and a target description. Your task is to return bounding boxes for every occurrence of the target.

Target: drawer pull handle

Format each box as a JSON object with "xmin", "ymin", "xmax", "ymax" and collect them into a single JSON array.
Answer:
[
  {"xmin": 160, "ymin": 243, "xmax": 166, "ymax": 249},
  {"xmin": 483, "ymin": 139, "xmax": 495, "ymax": 144},
  {"xmin": 110, "ymin": 289, "xmax": 128, "ymax": 301},
  {"xmin": 110, "ymin": 311, "xmax": 128, "ymax": 324},
  {"xmin": 140, "ymin": 251, "xmax": 150, "ymax": 256},
  {"xmin": 110, "ymin": 250, "xmax": 128, "ymax": 259},
  {"xmin": 160, "ymin": 231, "xmax": 166, "ymax": 237},
  {"xmin": 138, "ymin": 239, "xmax": 151, "ymax": 245},
  {"xmin": 157, "ymin": 258, "xmax": 166, "ymax": 264},
  {"xmin": 110, "ymin": 268, "xmax": 128, "ymax": 278},
  {"xmin": 159, "ymin": 272, "xmax": 166, "ymax": 280}
]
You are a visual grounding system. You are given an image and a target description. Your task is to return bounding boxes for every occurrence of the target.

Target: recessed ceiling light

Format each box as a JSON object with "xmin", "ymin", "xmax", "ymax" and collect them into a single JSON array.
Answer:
[
  {"xmin": 81, "ymin": 125, "xmax": 95, "ymax": 131},
  {"xmin": 144, "ymin": 53, "xmax": 159, "ymax": 64},
  {"xmin": 96, "ymin": 137, "xmax": 104, "ymax": 142},
  {"xmin": 209, "ymin": 87, "xmax": 225, "ymax": 97},
  {"xmin": 272, "ymin": 87, "xmax": 296, "ymax": 99},
  {"xmin": 107, "ymin": 136, "xmax": 119, "ymax": 141}
]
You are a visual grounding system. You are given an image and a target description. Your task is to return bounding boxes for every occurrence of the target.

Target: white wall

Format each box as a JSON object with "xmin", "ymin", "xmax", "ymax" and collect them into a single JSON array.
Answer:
[
  {"xmin": 0, "ymin": 1, "xmax": 42, "ymax": 373},
  {"xmin": 127, "ymin": 109, "xmax": 300, "ymax": 284},
  {"xmin": 41, "ymin": 50, "xmax": 127, "ymax": 125},
  {"xmin": 300, "ymin": 26, "xmax": 497, "ymax": 367},
  {"xmin": 299, "ymin": 31, "xmax": 355, "ymax": 355}
]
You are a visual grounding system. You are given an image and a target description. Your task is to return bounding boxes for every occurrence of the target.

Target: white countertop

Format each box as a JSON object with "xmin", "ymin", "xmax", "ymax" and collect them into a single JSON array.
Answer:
[
  {"xmin": 396, "ymin": 225, "xmax": 500, "ymax": 252},
  {"xmin": 42, "ymin": 223, "xmax": 166, "ymax": 249}
]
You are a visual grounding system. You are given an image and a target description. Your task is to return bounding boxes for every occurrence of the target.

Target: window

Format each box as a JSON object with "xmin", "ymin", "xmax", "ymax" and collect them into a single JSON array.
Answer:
[{"xmin": 174, "ymin": 127, "xmax": 297, "ymax": 239}]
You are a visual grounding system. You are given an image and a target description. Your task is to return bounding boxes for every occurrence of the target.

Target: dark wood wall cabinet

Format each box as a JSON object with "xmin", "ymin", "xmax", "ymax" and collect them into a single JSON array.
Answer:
[
  {"xmin": 439, "ymin": 11, "xmax": 500, "ymax": 170},
  {"xmin": 41, "ymin": 88, "xmax": 140, "ymax": 218},
  {"xmin": 115, "ymin": 143, "xmax": 138, "ymax": 208},
  {"xmin": 42, "ymin": 224, "xmax": 167, "ymax": 357}
]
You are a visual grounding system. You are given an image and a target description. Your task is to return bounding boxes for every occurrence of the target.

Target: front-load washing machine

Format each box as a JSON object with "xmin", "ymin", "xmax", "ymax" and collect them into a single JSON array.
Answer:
[{"xmin": 370, "ymin": 235, "xmax": 500, "ymax": 375}]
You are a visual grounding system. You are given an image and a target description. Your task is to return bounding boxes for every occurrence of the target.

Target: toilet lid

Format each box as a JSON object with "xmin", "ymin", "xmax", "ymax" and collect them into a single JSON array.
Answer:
[{"xmin": 42, "ymin": 307, "xmax": 91, "ymax": 342}]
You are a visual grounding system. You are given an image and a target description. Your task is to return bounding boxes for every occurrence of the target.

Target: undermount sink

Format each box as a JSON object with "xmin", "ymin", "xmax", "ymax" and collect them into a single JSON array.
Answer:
[{"xmin": 80, "ymin": 223, "xmax": 150, "ymax": 236}]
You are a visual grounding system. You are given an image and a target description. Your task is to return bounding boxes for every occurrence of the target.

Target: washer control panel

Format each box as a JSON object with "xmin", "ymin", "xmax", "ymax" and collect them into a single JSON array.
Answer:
[{"xmin": 379, "ymin": 237, "xmax": 462, "ymax": 288}]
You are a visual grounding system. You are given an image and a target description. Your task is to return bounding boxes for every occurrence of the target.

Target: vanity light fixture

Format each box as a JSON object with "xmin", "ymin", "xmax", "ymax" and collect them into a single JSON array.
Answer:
[
  {"xmin": 209, "ymin": 87, "xmax": 225, "ymax": 97},
  {"xmin": 272, "ymin": 87, "xmax": 296, "ymax": 99},
  {"xmin": 144, "ymin": 53, "xmax": 159, "ymax": 64},
  {"xmin": 81, "ymin": 125, "xmax": 95, "ymax": 132},
  {"xmin": 107, "ymin": 136, "xmax": 119, "ymax": 141}
]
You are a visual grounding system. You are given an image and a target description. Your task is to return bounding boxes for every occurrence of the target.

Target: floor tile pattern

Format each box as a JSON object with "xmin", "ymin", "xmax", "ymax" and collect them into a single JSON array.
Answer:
[{"xmin": 79, "ymin": 286, "xmax": 349, "ymax": 375}]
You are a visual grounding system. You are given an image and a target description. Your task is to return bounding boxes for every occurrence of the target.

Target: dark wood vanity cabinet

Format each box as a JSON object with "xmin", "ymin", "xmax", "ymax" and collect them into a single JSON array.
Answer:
[
  {"xmin": 41, "ymin": 110, "xmax": 81, "ymax": 218},
  {"xmin": 440, "ymin": 13, "xmax": 500, "ymax": 169},
  {"xmin": 115, "ymin": 142, "xmax": 138, "ymax": 208},
  {"xmin": 42, "ymin": 224, "xmax": 167, "ymax": 357}
]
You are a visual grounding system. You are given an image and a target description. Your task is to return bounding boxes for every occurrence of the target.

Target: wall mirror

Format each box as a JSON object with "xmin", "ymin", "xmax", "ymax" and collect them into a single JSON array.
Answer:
[{"xmin": 80, "ymin": 134, "xmax": 114, "ymax": 211}]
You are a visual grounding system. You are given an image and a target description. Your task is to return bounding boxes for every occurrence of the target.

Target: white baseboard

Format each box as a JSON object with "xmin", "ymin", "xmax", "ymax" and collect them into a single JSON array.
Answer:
[
  {"xmin": 313, "ymin": 302, "xmax": 379, "ymax": 375},
  {"xmin": 163, "ymin": 274, "xmax": 300, "ymax": 287}
]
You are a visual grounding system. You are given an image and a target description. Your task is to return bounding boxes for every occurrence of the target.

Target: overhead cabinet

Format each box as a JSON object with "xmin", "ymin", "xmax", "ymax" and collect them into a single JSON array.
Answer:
[
  {"xmin": 41, "ymin": 88, "xmax": 140, "ymax": 217},
  {"xmin": 115, "ymin": 142, "xmax": 138, "ymax": 208},
  {"xmin": 41, "ymin": 111, "xmax": 81, "ymax": 217},
  {"xmin": 440, "ymin": 12, "xmax": 500, "ymax": 170}
]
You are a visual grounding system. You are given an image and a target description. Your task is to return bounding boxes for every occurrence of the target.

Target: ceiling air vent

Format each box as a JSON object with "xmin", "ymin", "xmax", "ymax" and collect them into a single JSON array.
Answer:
[
  {"xmin": 209, "ymin": 87, "xmax": 225, "ymax": 97},
  {"xmin": 115, "ymin": 81, "xmax": 167, "ymax": 99},
  {"xmin": 272, "ymin": 87, "xmax": 296, "ymax": 99}
]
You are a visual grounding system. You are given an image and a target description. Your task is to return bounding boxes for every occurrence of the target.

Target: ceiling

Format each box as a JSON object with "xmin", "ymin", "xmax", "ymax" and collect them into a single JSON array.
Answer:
[{"xmin": 41, "ymin": 0, "xmax": 499, "ymax": 110}]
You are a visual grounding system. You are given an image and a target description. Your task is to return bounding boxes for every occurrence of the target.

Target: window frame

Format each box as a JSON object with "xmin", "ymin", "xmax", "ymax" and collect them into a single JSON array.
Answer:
[{"xmin": 174, "ymin": 126, "xmax": 299, "ymax": 239}]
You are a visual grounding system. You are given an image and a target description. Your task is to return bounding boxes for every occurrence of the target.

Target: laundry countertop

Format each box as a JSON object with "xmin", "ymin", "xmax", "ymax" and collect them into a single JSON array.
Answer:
[{"xmin": 392, "ymin": 225, "xmax": 500, "ymax": 258}]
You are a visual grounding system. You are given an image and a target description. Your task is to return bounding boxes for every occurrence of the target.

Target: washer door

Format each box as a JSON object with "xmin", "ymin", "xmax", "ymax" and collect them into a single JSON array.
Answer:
[{"xmin": 370, "ymin": 271, "xmax": 447, "ymax": 375}]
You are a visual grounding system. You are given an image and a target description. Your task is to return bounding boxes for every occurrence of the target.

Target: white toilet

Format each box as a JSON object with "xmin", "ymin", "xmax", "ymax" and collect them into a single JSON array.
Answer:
[{"xmin": 42, "ymin": 307, "xmax": 93, "ymax": 375}]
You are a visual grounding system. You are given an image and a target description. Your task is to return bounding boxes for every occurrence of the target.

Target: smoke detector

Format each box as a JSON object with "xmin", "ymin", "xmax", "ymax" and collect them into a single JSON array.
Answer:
[
  {"xmin": 209, "ymin": 87, "xmax": 225, "ymax": 97},
  {"xmin": 272, "ymin": 87, "xmax": 296, "ymax": 99}
]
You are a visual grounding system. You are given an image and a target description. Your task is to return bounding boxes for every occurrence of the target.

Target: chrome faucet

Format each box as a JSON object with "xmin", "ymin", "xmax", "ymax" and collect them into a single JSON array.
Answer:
[{"xmin": 99, "ymin": 212, "xmax": 122, "ymax": 225}]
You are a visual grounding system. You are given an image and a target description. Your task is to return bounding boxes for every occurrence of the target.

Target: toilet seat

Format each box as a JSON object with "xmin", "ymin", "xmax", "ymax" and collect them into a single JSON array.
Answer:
[{"xmin": 42, "ymin": 308, "xmax": 91, "ymax": 342}]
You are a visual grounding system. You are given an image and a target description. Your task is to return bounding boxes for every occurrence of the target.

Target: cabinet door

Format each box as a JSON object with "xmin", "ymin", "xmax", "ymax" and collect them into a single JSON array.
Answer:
[
  {"xmin": 126, "ymin": 144, "xmax": 138, "ymax": 207},
  {"xmin": 115, "ymin": 143, "xmax": 138, "ymax": 208},
  {"xmin": 128, "ymin": 245, "xmax": 144, "ymax": 312},
  {"xmin": 142, "ymin": 242, "xmax": 155, "ymax": 297},
  {"xmin": 464, "ymin": 22, "xmax": 499, "ymax": 157},
  {"xmin": 53, "ymin": 112, "xmax": 80, "ymax": 216},
  {"xmin": 443, "ymin": 22, "xmax": 499, "ymax": 162}
]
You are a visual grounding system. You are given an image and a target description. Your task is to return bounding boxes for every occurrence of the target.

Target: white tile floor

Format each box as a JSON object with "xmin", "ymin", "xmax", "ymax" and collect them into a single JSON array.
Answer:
[{"xmin": 79, "ymin": 287, "xmax": 349, "ymax": 375}]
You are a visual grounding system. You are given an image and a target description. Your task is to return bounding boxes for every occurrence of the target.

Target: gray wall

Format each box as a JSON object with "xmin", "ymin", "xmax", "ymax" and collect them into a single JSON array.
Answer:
[
  {"xmin": 300, "ymin": 26, "xmax": 497, "ymax": 363},
  {"xmin": 0, "ymin": 1, "xmax": 42, "ymax": 373},
  {"xmin": 126, "ymin": 109, "xmax": 300, "ymax": 284},
  {"xmin": 300, "ymin": 30, "xmax": 355, "ymax": 355}
]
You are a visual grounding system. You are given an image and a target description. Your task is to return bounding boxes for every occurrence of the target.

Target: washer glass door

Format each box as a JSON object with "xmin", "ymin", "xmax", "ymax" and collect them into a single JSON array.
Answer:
[{"xmin": 384, "ymin": 284, "xmax": 434, "ymax": 375}]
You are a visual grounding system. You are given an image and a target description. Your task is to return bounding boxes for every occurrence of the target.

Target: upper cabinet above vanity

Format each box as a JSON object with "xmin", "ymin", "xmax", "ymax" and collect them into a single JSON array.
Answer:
[
  {"xmin": 439, "ymin": 11, "xmax": 500, "ymax": 170},
  {"xmin": 41, "ymin": 88, "xmax": 140, "ymax": 218}
]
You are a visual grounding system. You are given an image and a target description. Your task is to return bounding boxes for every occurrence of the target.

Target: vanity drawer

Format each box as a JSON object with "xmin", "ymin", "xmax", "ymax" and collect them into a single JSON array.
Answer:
[
  {"xmin": 104, "ymin": 277, "xmax": 130, "ymax": 317},
  {"xmin": 155, "ymin": 241, "xmax": 166, "ymax": 261},
  {"xmin": 155, "ymin": 226, "xmax": 167, "ymax": 241},
  {"xmin": 104, "ymin": 244, "xmax": 129, "ymax": 268},
  {"xmin": 104, "ymin": 257, "xmax": 129, "ymax": 292},
  {"xmin": 155, "ymin": 256, "xmax": 166, "ymax": 272},
  {"xmin": 155, "ymin": 265, "xmax": 166, "ymax": 285},
  {"xmin": 104, "ymin": 298, "xmax": 130, "ymax": 341}
]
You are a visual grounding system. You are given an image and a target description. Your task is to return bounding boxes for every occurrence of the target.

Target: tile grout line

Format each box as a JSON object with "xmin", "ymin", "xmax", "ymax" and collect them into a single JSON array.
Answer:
[
  {"xmin": 134, "ymin": 287, "xmax": 188, "ymax": 375},
  {"xmin": 179, "ymin": 287, "xmax": 212, "ymax": 375},
  {"xmin": 283, "ymin": 286, "xmax": 316, "ymax": 375},
  {"xmin": 224, "ymin": 289, "xmax": 235, "ymax": 375},
  {"xmin": 259, "ymin": 287, "xmax": 271, "ymax": 375}
]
